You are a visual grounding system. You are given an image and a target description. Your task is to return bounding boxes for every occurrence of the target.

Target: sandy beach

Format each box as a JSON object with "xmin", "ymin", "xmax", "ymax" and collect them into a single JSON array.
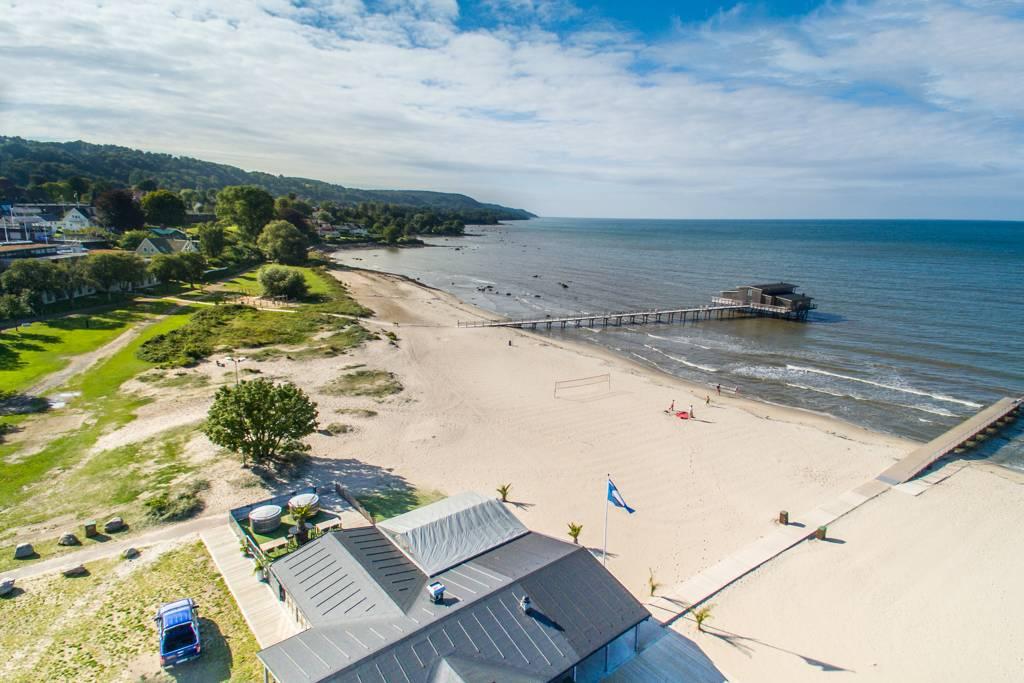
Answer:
[{"xmin": 97, "ymin": 264, "xmax": 1022, "ymax": 681}]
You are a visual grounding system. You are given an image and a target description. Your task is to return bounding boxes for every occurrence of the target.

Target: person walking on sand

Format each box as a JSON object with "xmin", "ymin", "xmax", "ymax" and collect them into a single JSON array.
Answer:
[
  {"xmin": 669, "ymin": 400, "xmax": 675, "ymax": 413},
  {"xmin": 690, "ymin": 404, "xmax": 695, "ymax": 419},
  {"xmin": 716, "ymin": 383, "xmax": 721, "ymax": 396},
  {"xmin": 705, "ymin": 395, "xmax": 711, "ymax": 406}
]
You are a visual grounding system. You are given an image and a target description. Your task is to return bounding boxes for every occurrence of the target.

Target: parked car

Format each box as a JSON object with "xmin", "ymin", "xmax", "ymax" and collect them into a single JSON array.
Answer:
[{"xmin": 154, "ymin": 598, "xmax": 201, "ymax": 667}]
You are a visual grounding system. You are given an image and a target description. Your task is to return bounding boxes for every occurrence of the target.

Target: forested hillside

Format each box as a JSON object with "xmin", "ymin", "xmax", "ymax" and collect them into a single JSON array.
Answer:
[{"xmin": 0, "ymin": 137, "xmax": 533, "ymax": 220}]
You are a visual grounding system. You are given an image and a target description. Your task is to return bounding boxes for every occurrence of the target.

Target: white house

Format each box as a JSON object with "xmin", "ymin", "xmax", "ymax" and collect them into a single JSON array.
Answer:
[{"xmin": 135, "ymin": 237, "xmax": 200, "ymax": 256}]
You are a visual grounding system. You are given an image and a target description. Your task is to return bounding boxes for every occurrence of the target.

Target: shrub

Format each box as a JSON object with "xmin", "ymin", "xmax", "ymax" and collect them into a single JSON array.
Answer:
[
  {"xmin": 258, "ymin": 266, "xmax": 308, "ymax": 299},
  {"xmin": 145, "ymin": 479, "xmax": 210, "ymax": 522}
]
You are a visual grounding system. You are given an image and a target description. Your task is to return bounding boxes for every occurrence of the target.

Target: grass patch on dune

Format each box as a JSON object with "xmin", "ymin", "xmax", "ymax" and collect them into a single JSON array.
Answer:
[
  {"xmin": 0, "ymin": 301, "xmax": 174, "ymax": 395},
  {"xmin": 1, "ymin": 541, "xmax": 261, "ymax": 683},
  {"xmin": 357, "ymin": 487, "xmax": 444, "ymax": 523},
  {"xmin": 321, "ymin": 369, "xmax": 403, "ymax": 398},
  {"xmin": 0, "ymin": 307, "xmax": 195, "ymax": 534},
  {"xmin": 335, "ymin": 408, "xmax": 378, "ymax": 418},
  {"xmin": 137, "ymin": 305, "xmax": 371, "ymax": 368}
]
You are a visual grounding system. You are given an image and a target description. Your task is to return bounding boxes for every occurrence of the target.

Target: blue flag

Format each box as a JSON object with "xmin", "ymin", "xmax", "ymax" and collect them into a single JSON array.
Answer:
[{"xmin": 607, "ymin": 479, "xmax": 636, "ymax": 514}]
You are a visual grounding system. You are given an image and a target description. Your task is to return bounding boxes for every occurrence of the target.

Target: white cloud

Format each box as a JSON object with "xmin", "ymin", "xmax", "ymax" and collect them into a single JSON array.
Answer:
[{"xmin": 0, "ymin": 0, "xmax": 1022, "ymax": 218}]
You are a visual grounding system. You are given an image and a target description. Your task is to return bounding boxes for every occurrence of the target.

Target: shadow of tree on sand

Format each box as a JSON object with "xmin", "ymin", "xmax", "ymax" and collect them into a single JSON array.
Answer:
[{"xmin": 704, "ymin": 624, "xmax": 854, "ymax": 673}]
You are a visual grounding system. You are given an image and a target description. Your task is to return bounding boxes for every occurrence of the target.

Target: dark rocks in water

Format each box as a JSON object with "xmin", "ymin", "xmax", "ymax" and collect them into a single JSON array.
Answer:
[
  {"xmin": 534, "ymin": 294, "xmax": 541, "ymax": 298},
  {"xmin": 558, "ymin": 282, "xmax": 569, "ymax": 289},
  {"xmin": 505, "ymin": 292, "xmax": 512, "ymax": 296},
  {"xmin": 532, "ymin": 274, "xmax": 539, "ymax": 278}
]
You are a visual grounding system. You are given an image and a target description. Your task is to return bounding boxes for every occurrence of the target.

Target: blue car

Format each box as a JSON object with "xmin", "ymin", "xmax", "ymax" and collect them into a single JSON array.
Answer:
[{"xmin": 155, "ymin": 598, "xmax": 201, "ymax": 667}]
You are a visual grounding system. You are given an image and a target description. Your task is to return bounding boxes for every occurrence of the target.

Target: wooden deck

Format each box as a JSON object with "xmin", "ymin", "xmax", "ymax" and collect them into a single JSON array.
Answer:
[
  {"xmin": 876, "ymin": 396, "xmax": 1021, "ymax": 485},
  {"xmin": 201, "ymin": 524, "xmax": 301, "ymax": 648},
  {"xmin": 458, "ymin": 304, "xmax": 748, "ymax": 329}
]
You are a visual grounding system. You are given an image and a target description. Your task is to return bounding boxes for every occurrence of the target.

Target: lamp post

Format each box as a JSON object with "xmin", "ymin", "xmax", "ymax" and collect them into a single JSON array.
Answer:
[{"xmin": 225, "ymin": 355, "xmax": 246, "ymax": 385}]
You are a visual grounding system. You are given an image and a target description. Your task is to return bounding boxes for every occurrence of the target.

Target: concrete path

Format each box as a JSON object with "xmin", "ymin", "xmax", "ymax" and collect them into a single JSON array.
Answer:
[
  {"xmin": 201, "ymin": 523, "xmax": 301, "ymax": 648},
  {"xmin": 646, "ymin": 479, "xmax": 890, "ymax": 623},
  {"xmin": 3, "ymin": 513, "xmax": 225, "ymax": 581}
]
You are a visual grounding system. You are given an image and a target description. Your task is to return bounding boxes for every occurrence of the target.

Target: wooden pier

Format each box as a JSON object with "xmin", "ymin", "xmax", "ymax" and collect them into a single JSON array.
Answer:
[
  {"xmin": 458, "ymin": 304, "xmax": 759, "ymax": 330},
  {"xmin": 876, "ymin": 396, "xmax": 1022, "ymax": 485}
]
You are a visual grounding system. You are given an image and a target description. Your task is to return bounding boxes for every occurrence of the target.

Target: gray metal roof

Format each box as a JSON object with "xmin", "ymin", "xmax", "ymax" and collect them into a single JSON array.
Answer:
[
  {"xmin": 259, "ymin": 531, "xmax": 649, "ymax": 683},
  {"xmin": 377, "ymin": 492, "xmax": 529, "ymax": 577}
]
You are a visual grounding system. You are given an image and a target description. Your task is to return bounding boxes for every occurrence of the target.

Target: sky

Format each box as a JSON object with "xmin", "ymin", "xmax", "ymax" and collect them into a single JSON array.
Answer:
[{"xmin": 1, "ymin": 0, "xmax": 1023, "ymax": 219}]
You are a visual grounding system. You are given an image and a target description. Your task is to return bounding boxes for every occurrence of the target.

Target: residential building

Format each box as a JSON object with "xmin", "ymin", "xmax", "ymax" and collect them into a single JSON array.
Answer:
[
  {"xmin": 256, "ymin": 492, "xmax": 651, "ymax": 683},
  {"xmin": 135, "ymin": 236, "xmax": 199, "ymax": 256}
]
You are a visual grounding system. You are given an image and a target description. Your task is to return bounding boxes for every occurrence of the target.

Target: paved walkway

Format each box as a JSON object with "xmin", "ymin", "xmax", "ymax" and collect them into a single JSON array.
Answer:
[
  {"xmin": 645, "ymin": 479, "xmax": 889, "ymax": 623},
  {"xmin": 201, "ymin": 523, "xmax": 301, "ymax": 648},
  {"xmin": 4, "ymin": 513, "xmax": 225, "ymax": 580}
]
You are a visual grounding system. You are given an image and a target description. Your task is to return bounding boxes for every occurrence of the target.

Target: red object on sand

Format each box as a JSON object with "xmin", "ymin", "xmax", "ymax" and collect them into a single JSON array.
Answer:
[{"xmin": 676, "ymin": 411, "xmax": 690, "ymax": 419}]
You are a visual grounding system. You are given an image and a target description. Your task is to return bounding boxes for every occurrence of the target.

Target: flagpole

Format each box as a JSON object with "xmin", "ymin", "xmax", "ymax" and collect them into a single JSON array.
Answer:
[{"xmin": 603, "ymin": 474, "xmax": 609, "ymax": 567}]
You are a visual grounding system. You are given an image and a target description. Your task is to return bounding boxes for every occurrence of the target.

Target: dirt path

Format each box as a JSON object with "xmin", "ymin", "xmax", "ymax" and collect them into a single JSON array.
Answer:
[{"xmin": 3, "ymin": 514, "xmax": 226, "ymax": 581}]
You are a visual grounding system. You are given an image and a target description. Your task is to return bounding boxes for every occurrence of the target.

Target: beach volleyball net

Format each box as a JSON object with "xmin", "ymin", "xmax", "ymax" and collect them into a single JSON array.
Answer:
[{"xmin": 553, "ymin": 373, "xmax": 611, "ymax": 399}]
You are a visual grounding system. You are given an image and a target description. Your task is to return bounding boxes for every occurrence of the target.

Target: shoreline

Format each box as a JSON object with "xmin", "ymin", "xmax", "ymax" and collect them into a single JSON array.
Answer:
[{"xmin": 334, "ymin": 260, "xmax": 916, "ymax": 451}]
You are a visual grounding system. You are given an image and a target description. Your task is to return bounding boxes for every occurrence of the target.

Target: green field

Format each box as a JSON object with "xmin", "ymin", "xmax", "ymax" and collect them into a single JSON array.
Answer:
[
  {"xmin": 0, "ymin": 306, "xmax": 196, "ymax": 539},
  {"xmin": 0, "ymin": 541, "xmax": 261, "ymax": 683},
  {"xmin": 0, "ymin": 301, "xmax": 172, "ymax": 395},
  {"xmin": 357, "ymin": 487, "xmax": 444, "ymax": 522},
  {"xmin": 218, "ymin": 265, "xmax": 371, "ymax": 317}
]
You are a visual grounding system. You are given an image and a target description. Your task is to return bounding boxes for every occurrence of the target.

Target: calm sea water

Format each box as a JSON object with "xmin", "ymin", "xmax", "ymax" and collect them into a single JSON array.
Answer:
[{"xmin": 335, "ymin": 218, "xmax": 1024, "ymax": 470}]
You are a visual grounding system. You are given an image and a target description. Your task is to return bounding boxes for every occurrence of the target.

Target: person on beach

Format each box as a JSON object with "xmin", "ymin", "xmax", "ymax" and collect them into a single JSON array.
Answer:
[
  {"xmin": 668, "ymin": 400, "xmax": 675, "ymax": 413},
  {"xmin": 706, "ymin": 395, "xmax": 711, "ymax": 406},
  {"xmin": 508, "ymin": 340, "xmax": 512, "ymax": 347},
  {"xmin": 690, "ymin": 404, "xmax": 695, "ymax": 419},
  {"xmin": 716, "ymin": 383, "xmax": 721, "ymax": 395}
]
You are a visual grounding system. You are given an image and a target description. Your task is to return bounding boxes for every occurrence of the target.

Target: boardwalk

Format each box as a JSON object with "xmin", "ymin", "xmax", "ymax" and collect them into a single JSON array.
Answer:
[
  {"xmin": 201, "ymin": 524, "xmax": 301, "ymax": 648},
  {"xmin": 876, "ymin": 396, "xmax": 1021, "ymax": 485},
  {"xmin": 458, "ymin": 304, "xmax": 748, "ymax": 329},
  {"xmin": 646, "ymin": 396, "xmax": 1020, "ymax": 623}
]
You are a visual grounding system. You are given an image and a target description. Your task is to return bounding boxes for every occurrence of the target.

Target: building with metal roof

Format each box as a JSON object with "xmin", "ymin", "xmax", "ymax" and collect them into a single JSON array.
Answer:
[{"xmin": 257, "ymin": 494, "xmax": 651, "ymax": 683}]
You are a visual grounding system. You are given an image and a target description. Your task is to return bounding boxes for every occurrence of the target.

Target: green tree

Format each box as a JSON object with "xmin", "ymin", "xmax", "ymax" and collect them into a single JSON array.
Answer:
[
  {"xmin": 117, "ymin": 229, "xmax": 151, "ymax": 251},
  {"xmin": 257, "ymin": 220, "xmax": 307, "ymax": 264},
  {"xmin": 567, "ymin": 522, "xmax": 583, "ymax": 545},
  {"xmin": 85, "ymin": 252, "xmax": 148, "ymax": 299},
  {"xmin": 141, "ymin": 189, "xmax": 187, "ymax": 226},
  {"xmin": 135, "ymin": 178, "xmax": 158, "ymax": 192},
  {"xmin": 0, "ymin": 259, "xmax": 57, "ymax": 313},
  {"xmin": 179, "ymin": 188, "xmax": 202, "ymax": 211},
  {"xmin": 215, "ymin": 185, "xmax": 274, "ymax": 241},
  {"xmin": 203, "ymin": 379, "xmax": 319, "ymax": 466},
  {"xmin": 258, "ymin": 265, "xmax": 308, "ymax": 299},
  {"xmin": 0, "ymin": 293, "xmax": 31, "ymax": 320},
  {"xmin": 197, "ymin": 223, "xmax": 226, "ymax": 258},
  {"xmin": 94, "ymin": 189, "xmax": 145, "ymax": 232},
  {"xmin": 40, "ymin": 181, "xmax": 72, "ymax": 202},
  {"xmin": 149, "ymin": 253, "xmax": 186, "ymax": 288},
  {"xmin": 177, "ymin": 251, "xmax": 207, "ymax": 288},
  {"xmin": 52, "ymin": 259, "xmax": 94, "ymax": 307}
]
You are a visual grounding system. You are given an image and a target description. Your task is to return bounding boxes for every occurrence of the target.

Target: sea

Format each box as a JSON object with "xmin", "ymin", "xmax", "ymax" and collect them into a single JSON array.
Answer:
[{"xmin": 334, "ymin": 218, "xmax": 1024, "ymax": 470}]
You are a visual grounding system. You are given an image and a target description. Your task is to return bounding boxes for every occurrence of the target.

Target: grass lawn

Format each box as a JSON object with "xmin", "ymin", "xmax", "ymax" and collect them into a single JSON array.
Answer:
[
  {"xmin": 0, "ymin": 300, "xmax": 174, "ymax": 395},
  {"xmin": 0, "ymin": 306, "xmax": 196, "ymax": 536},
  {"xmin": 0, "ymin": 541, "xmax": 262, "ymax": 683},
  {"xmin": 218, "ymin": 265, "xmax": 371, "ymax": 317},
  {"xmin": 357, "ymin": 487, "xmax": 444, "ymax": 522},
  {"xmin": 0, "ymin": 426, "xmax": 205, "ymax": 572}
]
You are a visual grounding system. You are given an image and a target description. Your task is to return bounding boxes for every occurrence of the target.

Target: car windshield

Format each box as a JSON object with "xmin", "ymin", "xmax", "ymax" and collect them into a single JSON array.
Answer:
[{"xmin": 162, "ymin": 623, "xmax": 197, "ymax": 652}]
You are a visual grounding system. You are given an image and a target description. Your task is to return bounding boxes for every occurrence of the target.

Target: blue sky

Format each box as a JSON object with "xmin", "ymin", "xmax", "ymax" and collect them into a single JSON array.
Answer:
[{"xmin": 1, "ymin": 0, "xmax": 1023, "ymax": 219}]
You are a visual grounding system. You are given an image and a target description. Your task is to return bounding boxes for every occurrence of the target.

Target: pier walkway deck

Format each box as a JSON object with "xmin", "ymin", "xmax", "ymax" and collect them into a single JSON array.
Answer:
[
  {"xmin": 458, "ymin": 304, "xmax": 749, "ymax": 329},
  {"xmin": 645, "ymin": 396, "xmax": 1021, "ymax": 625},
  {"xmin": 876, "ymin": 396, "xmax": 1021, "ymax": 485}
]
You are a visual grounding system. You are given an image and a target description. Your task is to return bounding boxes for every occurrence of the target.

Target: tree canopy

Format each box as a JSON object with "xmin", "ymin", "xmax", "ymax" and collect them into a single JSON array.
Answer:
[
  {"xmin": 256, "ymin": 219, "xmax": 307, "ymax": 264},
  {"xmin": 215, "ymin": 185, "xmax": 275, "ymax": 240},
  {"xmin": 141, "ymin": 189, "xmax": 187, "ymax": 226},
  {"xmin": 203, "ymin": 379, "xmax": 319, "ymax": 466},
  {"xmin": 258, "ymin": 265, "xmax": 308, "ymax": 299},
  {"xmin": 94, "ymin": 189, "xmax": 145, "ymax": 232}
]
